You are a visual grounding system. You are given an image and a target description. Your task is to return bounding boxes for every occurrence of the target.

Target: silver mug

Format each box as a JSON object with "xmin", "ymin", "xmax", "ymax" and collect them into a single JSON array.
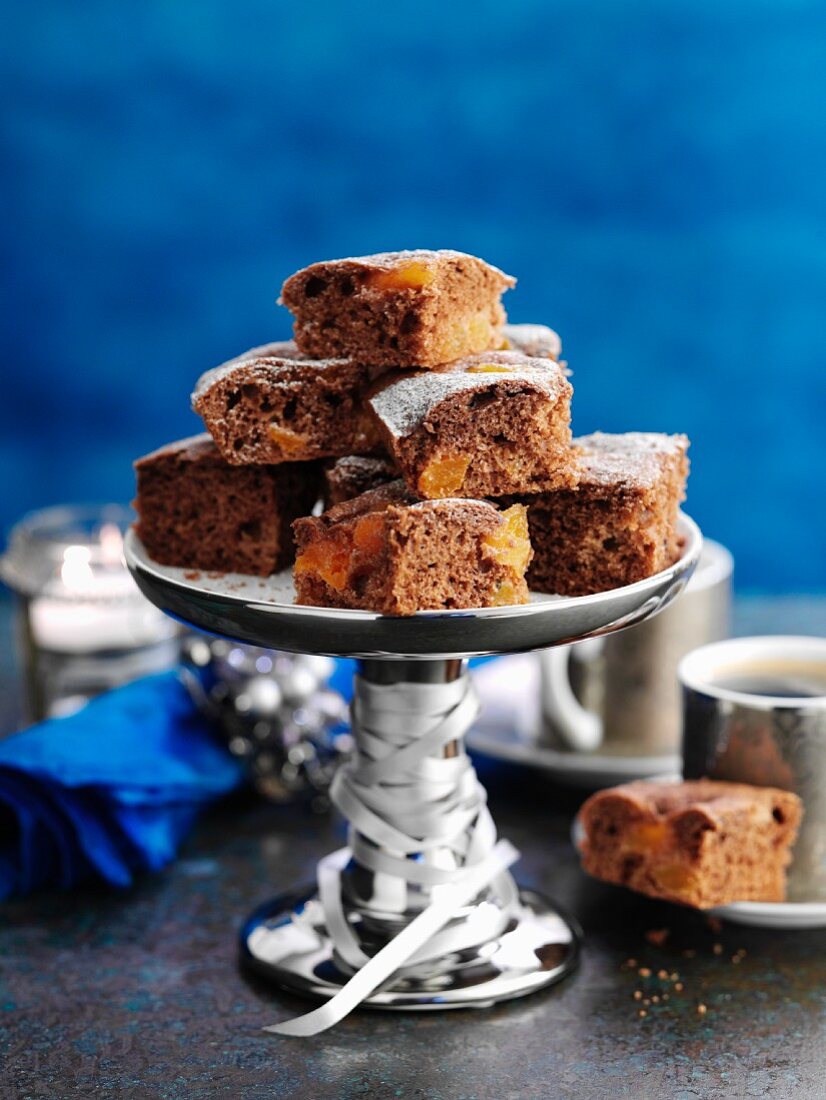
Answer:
[
  {"xmin": 540, "ymin": 540, "xmax": 733, "ymax": 757},
  {"xmin": 680, "ymin": 635, "xmax": 826, "ymax": 902}
]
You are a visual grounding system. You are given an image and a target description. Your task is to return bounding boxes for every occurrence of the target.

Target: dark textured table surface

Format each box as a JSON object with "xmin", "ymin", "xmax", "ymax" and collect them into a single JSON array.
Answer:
[{"xmin": 1, "ymin": 598, "xmax": 825, "ymax": 1100}]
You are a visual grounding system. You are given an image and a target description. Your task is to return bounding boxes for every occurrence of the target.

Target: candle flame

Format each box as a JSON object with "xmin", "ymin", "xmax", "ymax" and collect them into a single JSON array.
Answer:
[
  {"xmin": 61, "ymin": 545, "xmax": 95, "ymax": 592},
  {"xmin": 99, "ymin": 522, "xmax": 125, "ymax": 566}
]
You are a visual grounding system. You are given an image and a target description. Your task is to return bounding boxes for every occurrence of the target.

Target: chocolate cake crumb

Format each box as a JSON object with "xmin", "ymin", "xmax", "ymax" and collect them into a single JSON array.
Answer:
[
  {"xmin": 366, "ymin": 350, "xmax": 576, "ymax": 499},
  {"xmin": 133, "ymin": 434, "xmax": 321, "ymax": 575},
  {"xmin": 520, "ymin": 431, "xmax": 690, "ymax": 596},
  {"xmin": 645, "ymin": 928, "xmax": 670, "ymax": 947},
  {"xmin": 323, "ymin": 455, "xmax": 399, "ymax": 507},
  {"xmin": 580, "ymin": 778, "xmax": 802, "ymax": 908},
  {"xmin": 292, "ymin": 480, "xmax": 532, "ymax": 615},
  {"xmin": 281, "ymin": 250, "xmax": 514, "ymax": 369},
  {"xmin": 193, "ymin": 346, "xmax": 383, "ymax": 465}
]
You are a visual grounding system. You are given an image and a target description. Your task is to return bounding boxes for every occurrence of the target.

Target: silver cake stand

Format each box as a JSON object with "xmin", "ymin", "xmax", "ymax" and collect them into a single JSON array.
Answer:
[{"xmin": 125, "ymin": 515, "xmax": 701, "ymax": 1023}]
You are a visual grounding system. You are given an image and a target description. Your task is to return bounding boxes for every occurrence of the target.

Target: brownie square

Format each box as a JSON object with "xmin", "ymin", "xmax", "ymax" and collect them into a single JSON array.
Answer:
[
  {"xmin": 292, "ymin": 481, "xmax": 532, "ymax": 615},
  {"xmin": 133, "ymin": 434, "xmax": 321, "ymax": 575},
  {"xmin": 580, "ymin": 779, "xmax": 801, "ymax": 908},
  {"xmin": 366, "ymin": 350, "xmax": 576, "ymax": 500},
  {"xmin": 192, "ymin": 343, "xmax": 382, "ymax": 465},
  {"xmin": 323, "ymin": 455, "xmax": 399, "ymax": 508},
  {"xmin": 499, "ymin": 322, "xmax": 562, "ymax": 361},
  {"xmin": 280, "ymin": 250, "xmax": 515, "ymax": 369},
  {"xmin": 524, "ymin": 432, "xmax": 689, "ymax": 596}
]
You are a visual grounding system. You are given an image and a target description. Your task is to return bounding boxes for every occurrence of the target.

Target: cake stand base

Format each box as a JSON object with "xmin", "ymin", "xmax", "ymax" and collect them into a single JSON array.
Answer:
[{"xmin": 241, "ymin": 885, "xmax": 580, "ymax": 1010}]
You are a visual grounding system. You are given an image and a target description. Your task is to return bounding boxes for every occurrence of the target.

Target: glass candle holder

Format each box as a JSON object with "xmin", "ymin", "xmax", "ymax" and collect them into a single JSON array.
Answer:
[{"xmin": 0, "ymin": 504, "xmax": 181, "ymax": 721}]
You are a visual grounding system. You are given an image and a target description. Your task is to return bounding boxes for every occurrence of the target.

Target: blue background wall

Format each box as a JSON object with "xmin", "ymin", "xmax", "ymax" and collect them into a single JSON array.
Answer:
[{"xmin": 2, "ymin": 1, "xmax": 825, "ymax": 590}]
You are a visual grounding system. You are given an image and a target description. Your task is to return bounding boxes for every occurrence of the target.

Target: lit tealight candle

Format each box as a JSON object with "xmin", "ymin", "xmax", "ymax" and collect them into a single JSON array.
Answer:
[
  {"xmin": 31, "ymin": 529, "xmax": 171, "ymax": 653},
  {"xmin": 1, "ymin": 505, "xmax": 180, "ymax": 719}
]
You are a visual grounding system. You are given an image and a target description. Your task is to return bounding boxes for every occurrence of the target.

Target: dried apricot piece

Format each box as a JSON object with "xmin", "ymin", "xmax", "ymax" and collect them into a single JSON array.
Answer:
[
  {"xmin": 294, "ymin": 531, "xmax": 354, "ymax": 591},
  {"xmin": 652, "ymin": 864, "xmax": 697, "ymax": 897},
  {"xmin": 431, "ymin": 311, "xmax": 494, "ymax": 362},
  {"xmin": 370, "ymin": 262, "xmax": 435, "ymax": 291},
  {"xmin": 417, "ymin": 454, "xmax": 472, "ymax": 499},
  {"xmin": 353, "ymin": 513, "xmax": 386, "ymax": 557},
  {"xmin": 465, "ymin": 362, "xmax": 512, "ymax": 374},
  {"xmin": 269, "ymin": 424, "xmax": 307, "ymax": 456},
  {"xmin": 491, "ymin": 579, "xmax": 520, "ymax": 606},
  {"xmin": 625, "ymin": 821, "xmax": 669, "ymax": 850},
  {"xmin": 482, "ymin": 505, "xmax": 531, "ymax": 574}
]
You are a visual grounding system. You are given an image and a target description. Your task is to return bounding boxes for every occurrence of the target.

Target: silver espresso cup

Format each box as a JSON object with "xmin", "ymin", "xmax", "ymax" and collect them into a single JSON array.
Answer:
[
  {"xmin": 680, "ymin": 635, "xmax": 826, "ymax": 902},
  {"xmin": 540, "ymin": 540, "xmax": 733, "ymax": 757}
]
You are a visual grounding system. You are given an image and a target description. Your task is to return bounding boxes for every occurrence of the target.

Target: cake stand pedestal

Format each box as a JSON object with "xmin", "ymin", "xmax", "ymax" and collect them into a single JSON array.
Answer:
[{"xmin": 125, "ymin": 515, "xmax": 700, "ymax": 1033}]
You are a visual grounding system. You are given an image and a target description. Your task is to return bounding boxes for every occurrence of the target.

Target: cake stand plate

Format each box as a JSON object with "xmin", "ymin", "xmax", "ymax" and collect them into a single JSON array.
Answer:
[
  {"xmin": 124, "ymin": 514, "xmax": 700, "ymax": 660},
  {"xmin": 125, "ymin": 514, "xmax": 700, "ymax": 1025}
]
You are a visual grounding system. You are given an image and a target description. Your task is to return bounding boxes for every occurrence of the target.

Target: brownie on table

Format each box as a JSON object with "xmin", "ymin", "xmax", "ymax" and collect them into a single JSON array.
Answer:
[
  {"xmin": 580, "ymin": 779, "xmax": 801, "ymax": 908},
  {"xmin": 292, "ymin": 481, "xmax": 532, "ymax": 615},
  {"xmin": 323, "ymin": 455, "xmax": 399, "ymax": 508},
  {"xmin": 523, "ymin": 431, "xmax": 689, "ymax": 596},
  {"xmin": 280, "ymin": 250, "xmax": 515, "ymax": 369},
  {"xmin": 499, "ymin": 322, "xmax": 562, "ymax": 361},
  {"xmin": 133, "ymin": 434, "xmax": 321, "ymax": 576},
  {"xmin": 192, "ymin": 344, "xmax": 382, "ymax": 465},
  {"xmin": 366, "ymin": 350, "xmax": 576, "ymax": 500}
]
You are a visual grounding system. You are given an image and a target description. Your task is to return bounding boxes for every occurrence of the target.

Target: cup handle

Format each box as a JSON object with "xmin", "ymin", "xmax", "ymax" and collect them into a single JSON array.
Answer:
[{"xmin": 542, "ymin": 644, "xmax": 604, "ymax": 753}]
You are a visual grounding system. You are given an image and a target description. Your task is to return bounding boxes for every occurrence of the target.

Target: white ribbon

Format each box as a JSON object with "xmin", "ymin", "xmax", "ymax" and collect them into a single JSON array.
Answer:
[{"xmin": 265, "ymin": 673, "xmax": 520, "ymax": 1038}]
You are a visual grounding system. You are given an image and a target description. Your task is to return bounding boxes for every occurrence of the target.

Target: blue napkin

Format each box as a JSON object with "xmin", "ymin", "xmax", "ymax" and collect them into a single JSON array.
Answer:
[{"xmin": 0, "ymin": 671, "xmax": 244, "ymax": 900}]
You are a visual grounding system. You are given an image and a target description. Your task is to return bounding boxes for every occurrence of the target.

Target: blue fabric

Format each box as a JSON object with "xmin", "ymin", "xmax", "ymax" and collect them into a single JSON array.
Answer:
[{"xmin": 0, "ymin": 671, "xmax": 244, "ymax": 900}]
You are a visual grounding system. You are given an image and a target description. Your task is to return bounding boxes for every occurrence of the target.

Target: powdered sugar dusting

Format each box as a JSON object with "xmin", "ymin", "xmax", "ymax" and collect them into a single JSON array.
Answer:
[
  {"xmin": 283, "ymin": 249, "xmax": 515, "ymax": 287},
  {"xmin": 332, "ymin": 455, "xmax": 392, "ymax": 476},
  {"xmin": 576, "ymin": 432, "xmax": 689, "ymax": 490},
  {"xmin": 501, "ymin": 323, "xmax": 562, "ymax": 360},
  {"xmin": 225, "ymin": 339, "xmax": 302, "ymax": 365},
  {"xmin": 135, "ymin": 432, "xmax": 218, "ymax": 467},
  {"xmin": 407, "ymin": 497, "xmax": 498, "ymax": 515},
  {"xmin": 368, "ymin": 351, "xmax": 569, "ymax": 437},
  {"xmin": 192, "ymin": 351, "xmax": 355, "ymax": 405},
  {"xmin": 143, "ymin": 556, "xmax": 299, "ymax": 604}
]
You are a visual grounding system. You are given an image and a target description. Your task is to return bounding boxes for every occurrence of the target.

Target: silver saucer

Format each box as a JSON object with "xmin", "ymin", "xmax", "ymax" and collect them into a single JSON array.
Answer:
[{"xmin": 125, "ymin": 515, "xmax": 701, "ymax": 1013}]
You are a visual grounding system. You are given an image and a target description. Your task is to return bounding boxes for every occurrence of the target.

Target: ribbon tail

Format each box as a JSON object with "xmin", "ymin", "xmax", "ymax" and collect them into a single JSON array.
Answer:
[{"xmin": 263, "ymin": 839, "xmax": 519, "ymax": 1038}]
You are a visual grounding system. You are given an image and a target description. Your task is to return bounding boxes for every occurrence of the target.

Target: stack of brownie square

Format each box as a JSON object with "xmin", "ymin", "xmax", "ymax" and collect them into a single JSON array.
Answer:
[{"xmin": 134, "ymin": 250, "xmax": 689, "ymax": 615}]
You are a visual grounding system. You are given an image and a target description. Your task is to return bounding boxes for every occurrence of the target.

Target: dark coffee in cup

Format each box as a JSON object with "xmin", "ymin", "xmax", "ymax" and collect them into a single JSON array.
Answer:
[{"xmin": 710, "ymin": 661, "xmax": 826, "ymax": 699}]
